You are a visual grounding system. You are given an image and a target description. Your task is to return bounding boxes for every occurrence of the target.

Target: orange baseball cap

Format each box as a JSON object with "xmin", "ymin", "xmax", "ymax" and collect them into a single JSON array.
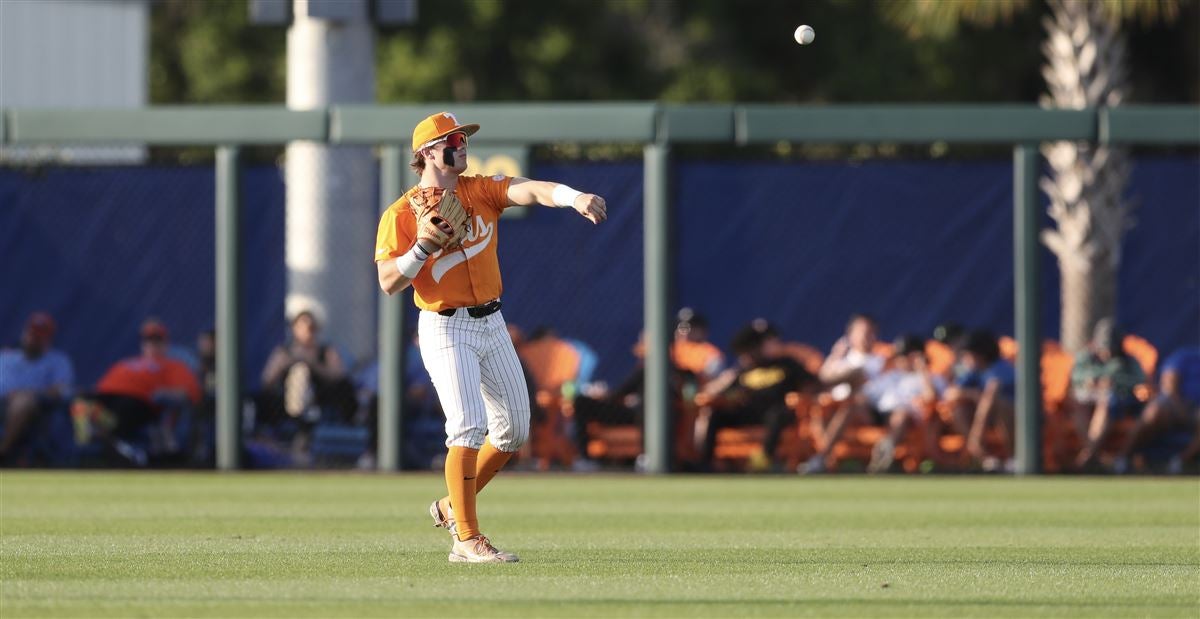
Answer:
[{"xmin": 411, "ymin": 111, "xmax": 479, "ymax": 152}]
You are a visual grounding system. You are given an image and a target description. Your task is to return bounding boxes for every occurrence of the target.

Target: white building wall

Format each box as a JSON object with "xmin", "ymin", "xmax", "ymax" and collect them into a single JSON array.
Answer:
[{"xmin": 0, "ymin": 0, "xmax": 148, "ymax": 162}]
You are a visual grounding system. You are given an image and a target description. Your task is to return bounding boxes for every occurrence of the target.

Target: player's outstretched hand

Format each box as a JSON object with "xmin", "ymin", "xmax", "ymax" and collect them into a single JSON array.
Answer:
[{"xmin": 573, "ymin": 194, "xmax": 607, "ymax": 224}]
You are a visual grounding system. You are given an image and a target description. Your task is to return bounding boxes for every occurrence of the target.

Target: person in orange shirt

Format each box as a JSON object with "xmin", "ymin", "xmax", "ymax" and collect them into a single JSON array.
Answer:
[
  {"xmin": 375, "ymin": 111, "xmax": 606, "ymax": 563},
  {"xmin": 73, "ymin": 319, "xmax": 201, "ymax": 466}
]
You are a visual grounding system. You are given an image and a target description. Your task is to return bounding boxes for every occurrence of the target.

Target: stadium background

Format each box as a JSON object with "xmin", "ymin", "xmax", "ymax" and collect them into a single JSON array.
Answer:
[
  {"xmin": 2, "ymin": 157, "xmax": 1196, "ymax": 388},
  {"xmin": 2, "ymin": 2, "xmax": 1198, "ymax": 616}
]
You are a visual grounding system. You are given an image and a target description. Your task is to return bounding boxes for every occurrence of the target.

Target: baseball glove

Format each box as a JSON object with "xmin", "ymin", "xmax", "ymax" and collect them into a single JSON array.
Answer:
[{"xmin": 410, "ymin": 187, "xmax": 470, "ymax": 252}]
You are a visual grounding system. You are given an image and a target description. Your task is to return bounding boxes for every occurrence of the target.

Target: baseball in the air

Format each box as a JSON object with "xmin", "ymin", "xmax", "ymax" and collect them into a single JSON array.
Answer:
[{"xmin": 794, "ymin": 24, "xmax": 815, "ymax": 45}]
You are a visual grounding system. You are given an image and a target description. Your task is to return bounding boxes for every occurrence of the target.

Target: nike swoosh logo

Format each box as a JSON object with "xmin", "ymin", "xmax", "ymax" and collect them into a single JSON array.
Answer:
[{"xmin": 431, "ymin": 217, "xmax": 494, "ymax": 282}]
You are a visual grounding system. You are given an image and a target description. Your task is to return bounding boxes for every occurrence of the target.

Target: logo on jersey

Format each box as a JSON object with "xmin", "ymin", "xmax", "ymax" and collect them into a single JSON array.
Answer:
[
  {"xmin": 740, "ymin": 367, "xmax": 787, "ymax": 390},
  {"xmin": 430, "ymin": 215, "xmax": 494, "ymax": 283}
]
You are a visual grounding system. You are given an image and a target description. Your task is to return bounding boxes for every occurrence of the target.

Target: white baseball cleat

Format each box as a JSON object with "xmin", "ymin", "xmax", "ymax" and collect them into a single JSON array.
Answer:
[
  {"xmin": 429, "ymin": 499, "xmax": 457, "ymax": 537},
  {"xmin": 449, "ymin": 535, "xmax": 519, "ymax": 563}
]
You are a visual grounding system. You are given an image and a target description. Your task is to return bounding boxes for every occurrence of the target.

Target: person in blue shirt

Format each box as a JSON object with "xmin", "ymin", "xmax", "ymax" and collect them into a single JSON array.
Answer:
[
  {"xmin": 1112, "ymin": 347, "xmax": 1200, "ymax": 474},
  {"xmin": 0, "ymin": 312, "xmax": 75, "ymax": 463},
  {"xmin": 943, "ymin": 330, "xmax": 1015, "ymax": 467}
]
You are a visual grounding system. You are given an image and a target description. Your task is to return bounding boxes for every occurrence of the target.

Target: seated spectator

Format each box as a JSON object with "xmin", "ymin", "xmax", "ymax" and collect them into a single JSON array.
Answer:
[
  {"xmin": 518, "ymin": 326, "xmax": 582, "ymax": 399},
  {"xmin": 927, "ymin": 321, "xmax": 965, "ymax": 379},
  {"xmin": 1167, "ymin": 407, "xmax": 1200, "ymax": 475},
  {"xmin": 72, "ymin": 319, "xmax": 201, "ymax": 466},
  {"xmin": 696, "ymin": 319, "xmax": 819, "ymax": 472},
  {"xmin": 564, "ymin": 337, "xmax": 601, "ymax": 392},
  {"xmin": 186, "ymin": 328, "xmax": 217, "ymax": 466},
  {"xmin": 866, "ymin": 335, "xmax": 946, "ymax": 473},
  {"xmin": 0, "ymin": 312, "xmax": 75, "ymax": 465},
  {"xmin": 672, "ymin": 308, "xmax": 725, "ymax": 384},
  {"xmin": 195, "ymin": 329, "xmax": 217, "ymax": 401},
  {"xmin": 944, "ymin": 329, "xmax": 1016, "ymax": 468},
  {"xmin": 1067, "ymin": 318, "xmax": 1146, "ymax": 471},
  {"xmin": 804, "ymin": 314, "xmax": 886, "ymax": 474},
  {"xmin": 355, "ymin": 331, "xmax": 450, "ymax": 470},
  {"xmin": 568, "ymin": 332, "xmax": 697, "ymax": 471},
  {"xmin": 1113, "ymin": 346, "xmax": 1200, "ymax": 474},
  {"xmin": 257, "ymin": 310, "xmax": 357, "ymax": 433}
]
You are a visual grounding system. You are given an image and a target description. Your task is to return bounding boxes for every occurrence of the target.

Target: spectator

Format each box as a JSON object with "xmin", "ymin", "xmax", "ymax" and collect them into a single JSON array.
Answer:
[
  {"xmin": 188, "ymin": 328, "xmax": 217, "ymax": 466},
  {"xmin": 355, "ymin": 331, "xmax": 449, "ymax": 470},
  {"xmin": 696, "ymin": 319, "xmax": 819, "ymax": 473},
  {"xmin": 257, "ymin": 310, "xmax": 357, "ymax": 433},
  {"xmin": 927, "ymin": 321, "xmax": 965, "ymax": 379},
  {"xmin": 0, "ymin": 312, "xmax": 75, "ymax": 464},
  {"xmin": 805, "ymin": 314, "xmax": 886, "ymax": 474},
  {"xmin": 672, "ymin": 308, "xmax": 725, "ymax": 384},
  {"xmin": 1113, "ymin": 346, "xmax": 1200, "ymax": 474},
  {"xmin": 944, "ymin": 329, "xmax": 1016, "ymax": 468},
  {"xmin": 517, "ymin": 326, "xmax": 581, "ymax": 398},
  {"xmin": 1067, "ymin": 318, "xmax": 1146, "ymax": 471},
  {"xmin": 195, "ymin": 329, "xmax": 217, "ymax": 399},
  {"xmin": 865, "ymin": 335, "xmax": 946, "ymax": 473},
  {"xmin": 568, "ymin": 331, "xmax": 697, "ymax": 471},
  {"xmin": 72, "ymin": 319, "xmax": 201, "ymax": 466}
]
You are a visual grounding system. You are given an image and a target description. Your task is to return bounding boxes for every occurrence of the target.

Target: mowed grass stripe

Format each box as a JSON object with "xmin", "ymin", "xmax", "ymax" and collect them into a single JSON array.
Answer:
[{"xmin": 2, "ymin": 472, "xmax": 1197, "ymax": 618}]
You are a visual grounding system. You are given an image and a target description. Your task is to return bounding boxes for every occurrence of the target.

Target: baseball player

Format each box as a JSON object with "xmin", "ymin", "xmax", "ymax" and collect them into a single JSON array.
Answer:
[{"xmin": 375, "ymin": 111, "xmax": 606, "ymax": 563}]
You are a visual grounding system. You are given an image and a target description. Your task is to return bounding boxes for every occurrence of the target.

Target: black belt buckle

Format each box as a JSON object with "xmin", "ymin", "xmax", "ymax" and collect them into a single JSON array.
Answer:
[
  {"xmin": 439, "ymin": 300, "xmax": 502, "ymax": 319},
  {"xmin": 468, "ymin": 300, "xmax": 502, "ymax": 318}
]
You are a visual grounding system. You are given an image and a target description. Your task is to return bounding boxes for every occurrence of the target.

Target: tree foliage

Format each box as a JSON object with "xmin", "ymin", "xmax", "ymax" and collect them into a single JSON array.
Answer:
[
  {"xmin": 150, "ymin": 0, "xmax": 1197, "ymax": 106},
  {"xmin": 150, "ymin": 0, "xmax": 286, "ymax": 104}
]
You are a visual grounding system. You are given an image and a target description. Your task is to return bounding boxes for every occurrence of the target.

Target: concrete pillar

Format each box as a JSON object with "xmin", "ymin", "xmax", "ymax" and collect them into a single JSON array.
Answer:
[{"xmin": 285, "ymin": 0, "xmax": 376, "ymax": 362}]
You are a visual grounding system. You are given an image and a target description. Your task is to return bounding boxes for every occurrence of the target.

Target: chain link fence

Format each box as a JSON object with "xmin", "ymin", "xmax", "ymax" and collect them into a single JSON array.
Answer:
[{"xmin": 3, "ymin": 151, "xmax": 1197, "ymax": 473}]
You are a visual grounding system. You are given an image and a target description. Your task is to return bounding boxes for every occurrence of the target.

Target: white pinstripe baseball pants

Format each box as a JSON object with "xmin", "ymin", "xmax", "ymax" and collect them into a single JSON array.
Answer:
[{"xmin": 417, "ymin": 308, "xmax": 531, "ymax": 452}]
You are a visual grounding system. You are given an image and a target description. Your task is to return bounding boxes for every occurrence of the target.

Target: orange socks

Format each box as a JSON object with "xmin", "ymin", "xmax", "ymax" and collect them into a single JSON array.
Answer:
[
  {"xmin": 442, "ymin": 441, "xmax": 514, "ymax": 541},
  {"xmin": 445, "ymin": 446, "xmax": 479, "ymax": 541},
  {"xmin": 474, "ymin": 441, "xmax": 515, "ymax": 493}
]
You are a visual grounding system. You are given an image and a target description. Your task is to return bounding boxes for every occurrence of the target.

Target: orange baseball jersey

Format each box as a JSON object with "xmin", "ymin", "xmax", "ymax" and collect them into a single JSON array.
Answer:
[{"xmin": 375, "ymin": 174, "xmax": 513, "ymax": 311}]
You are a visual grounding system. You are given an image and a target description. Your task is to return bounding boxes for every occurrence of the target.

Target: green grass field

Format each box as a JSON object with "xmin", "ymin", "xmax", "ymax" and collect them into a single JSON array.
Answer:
[{"xmin": 1, "ymin": 472, "xmax": 1197, "ymax": 618}]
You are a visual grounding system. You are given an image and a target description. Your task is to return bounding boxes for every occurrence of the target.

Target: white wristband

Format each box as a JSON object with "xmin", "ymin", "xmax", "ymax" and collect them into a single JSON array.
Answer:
[
  {"xmin": 551, "ymin": 184, "xmax": 583, "ymax": 208},
  {"xmin": 394, "ymin": 244, "xmax": 430, "ymax": 279}
]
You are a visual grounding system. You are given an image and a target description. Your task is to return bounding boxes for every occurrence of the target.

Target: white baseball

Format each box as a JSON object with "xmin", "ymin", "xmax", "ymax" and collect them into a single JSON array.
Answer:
[{"xmin": 794, "ymin": 25, "xmax": 815, "ymax": 45}]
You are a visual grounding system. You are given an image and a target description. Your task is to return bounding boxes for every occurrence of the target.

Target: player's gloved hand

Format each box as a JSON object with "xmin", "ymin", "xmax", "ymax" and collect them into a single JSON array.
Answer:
[
  {"xmin": 411, "ymin": 187, "xmax": 470, "ymax": 250},
  {"xmin": 416, "ymin": 217, "xmax": 456, "ymax": 252}
]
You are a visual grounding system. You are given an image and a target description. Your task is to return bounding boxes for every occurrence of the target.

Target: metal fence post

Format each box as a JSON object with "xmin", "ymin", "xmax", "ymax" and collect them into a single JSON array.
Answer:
[
  {"xmin": 643, "ymin": 142, "xmax": 671, "ymax": 474},
  {"xmin": 377, "ymin": 145, "xmax": 407, "ymax": 471},
  {"xmin": 1014, "ymin": 143, "xmax": 1042, "ymax": 475},
  {"xmin": 216, "ymin": 145, "xmax": 243, "ymax": 471}
]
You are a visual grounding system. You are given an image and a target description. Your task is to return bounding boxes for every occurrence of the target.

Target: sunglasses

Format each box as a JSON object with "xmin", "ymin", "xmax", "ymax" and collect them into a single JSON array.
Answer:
[{"xmin": 442, "ymin": 132, "xmax": 468, "ymax": 149}]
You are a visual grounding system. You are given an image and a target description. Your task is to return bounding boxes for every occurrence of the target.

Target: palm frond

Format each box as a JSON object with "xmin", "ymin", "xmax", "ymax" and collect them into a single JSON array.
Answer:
[
  {"xmin": 1094, "ymin": 0, "xmax": 1184, "ymax": 28},
  {"xmin": 880, "ymin": 0, "xmax": 1033, "ymax": 39}
]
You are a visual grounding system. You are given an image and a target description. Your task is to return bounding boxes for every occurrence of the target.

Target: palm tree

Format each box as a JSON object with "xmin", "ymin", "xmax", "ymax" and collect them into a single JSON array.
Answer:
[{"xmin": 885, "ymin": 0, "xmax": 1183, "ymax": 353}]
